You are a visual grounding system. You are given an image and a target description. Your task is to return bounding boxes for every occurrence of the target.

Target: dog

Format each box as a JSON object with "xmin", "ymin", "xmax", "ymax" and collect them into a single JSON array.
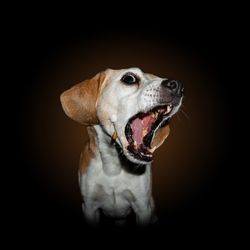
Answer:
[{"xmin": 60, "ymin": 68, "xmax": 184, "ymax": 226}]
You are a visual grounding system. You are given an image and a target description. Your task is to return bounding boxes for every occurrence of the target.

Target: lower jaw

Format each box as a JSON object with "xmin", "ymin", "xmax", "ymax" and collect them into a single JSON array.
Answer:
[{"xmin": 127, "ymin": 144, "xmax": 153, "ymax": 163}]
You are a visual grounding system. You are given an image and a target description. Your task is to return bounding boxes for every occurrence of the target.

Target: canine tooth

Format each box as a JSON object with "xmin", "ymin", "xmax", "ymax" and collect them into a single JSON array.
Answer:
[
  {"xmin": 151, "ymin": 112, "xmax": 157, "ymax": 118},
  {"xmin": 152, "ymin": 112, "xmax": 158, "ymax": 118},
  {"xmin": 142, "ymin": 128, "xmax": 148, "ymax": 137},
  {"xmin": 167, "ymin": 105, "xmax": 171, "ymax": 113}
]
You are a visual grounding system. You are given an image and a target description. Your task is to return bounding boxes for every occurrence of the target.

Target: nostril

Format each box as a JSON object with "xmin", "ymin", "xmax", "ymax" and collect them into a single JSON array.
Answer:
[
  {"xmin": 162, "ymin": 79, "xmax": 178, "ymax": 91},
  {"xmin": 161, "ymin": 79, "xmax": 169, "ymax": 88},
  {"xmin": 168, "ymin": 80, "xmax": 178, "ymax": 90}
]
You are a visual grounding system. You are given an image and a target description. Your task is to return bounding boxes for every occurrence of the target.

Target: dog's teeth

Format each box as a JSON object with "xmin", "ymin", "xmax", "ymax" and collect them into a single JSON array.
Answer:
[
  {"xmin": 167, "ymin": 105, "xmax": 172, "ymax": 113},
  {"xmin": 141, "ymin": 152, "xmax": 152, "ymax": 158},
  {"xmin": 150, "ymin": 111, "xmax": 160, "ymax": 119},
  {"xmin": 142, "ymin": 128, "xmax": 148, "ymax": 137},
  {"xmin": 151, "ymin": 112, "xmax": 157, "ymax": 118}
]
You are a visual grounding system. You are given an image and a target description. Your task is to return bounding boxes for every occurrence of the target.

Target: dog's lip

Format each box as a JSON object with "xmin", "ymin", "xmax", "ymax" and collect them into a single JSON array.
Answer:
[
  {"xmin": 124, "ymin": 104, "xmax": 172, "ymax": 163},
  {"xmin": 127, "ymin": 144, "xmax": 153, "ymax": 162}
]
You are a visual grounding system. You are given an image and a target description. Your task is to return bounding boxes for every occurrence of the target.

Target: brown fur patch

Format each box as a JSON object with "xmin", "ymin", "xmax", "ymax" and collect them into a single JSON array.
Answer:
[
  {"xmin": 79, "ymin": 127, "xmax": 97, "ymax": 176},
  {"xmin": 151, "ymin": 125, "xmax": 170, "ymax": 149},
  {"xmin": 60, "ymin": 71, "xmax": 107, "ymax": 125}
]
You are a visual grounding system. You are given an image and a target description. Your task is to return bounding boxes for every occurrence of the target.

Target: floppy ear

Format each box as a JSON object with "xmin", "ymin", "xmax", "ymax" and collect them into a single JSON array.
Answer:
[
  {"xmin": 60, "ymin": 71, "xmax": 107, "ymax": 125},
  {"xmin": 151, "ymin": 125, "xmax": 170, "ymax": 150}
]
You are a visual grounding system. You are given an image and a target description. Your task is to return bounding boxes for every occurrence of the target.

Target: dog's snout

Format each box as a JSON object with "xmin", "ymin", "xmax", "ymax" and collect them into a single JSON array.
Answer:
[
  {"xmin": 161, "ymin": 79, "xmax": 184, "ymax": 96},
  {"xmin": 162, "ymin": 79, "xmax": 178, "ymax": 91}
]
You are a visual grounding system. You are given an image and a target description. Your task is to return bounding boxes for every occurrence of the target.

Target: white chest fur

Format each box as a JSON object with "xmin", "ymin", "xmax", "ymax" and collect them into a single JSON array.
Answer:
[{"xmin": 79, "ymin": 125, "xmax": 154, "ymax": 224}]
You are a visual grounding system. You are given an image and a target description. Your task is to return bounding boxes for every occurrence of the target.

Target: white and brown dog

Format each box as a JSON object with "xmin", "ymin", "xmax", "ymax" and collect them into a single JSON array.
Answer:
[{"xmin": 60, "ymin": 68, "xmax": 184, "ymax": 226}]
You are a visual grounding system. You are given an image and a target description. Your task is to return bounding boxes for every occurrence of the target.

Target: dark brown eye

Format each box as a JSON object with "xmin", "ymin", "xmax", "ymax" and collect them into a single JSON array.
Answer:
[{"xmin": 121, "ymin": 73, "xmax": 139, "ymax": 85}]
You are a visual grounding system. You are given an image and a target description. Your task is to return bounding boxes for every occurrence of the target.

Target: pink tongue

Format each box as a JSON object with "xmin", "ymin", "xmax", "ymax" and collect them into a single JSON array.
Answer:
[{"xmin": 130, "ymin": 115, "xmax": 155, "ymax": 146}]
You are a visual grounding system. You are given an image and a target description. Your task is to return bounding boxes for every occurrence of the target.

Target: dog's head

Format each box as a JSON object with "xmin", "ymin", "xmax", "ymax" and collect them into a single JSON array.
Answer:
[{"xmin": 61, "ymin": 68, "xmax": 184, "ymax": 165}]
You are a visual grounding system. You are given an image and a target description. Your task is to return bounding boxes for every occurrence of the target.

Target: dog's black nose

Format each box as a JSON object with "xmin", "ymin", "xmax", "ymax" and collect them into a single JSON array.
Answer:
[{"xmin": 161, "ymin": 79, "xmax": 184, "ymax": 96}]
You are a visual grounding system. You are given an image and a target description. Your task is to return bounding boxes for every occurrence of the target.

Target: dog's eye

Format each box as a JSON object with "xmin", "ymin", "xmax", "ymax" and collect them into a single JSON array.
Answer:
[{"xmin": 121, "ymin": 73, "xmax": 139, "ymax": 85}]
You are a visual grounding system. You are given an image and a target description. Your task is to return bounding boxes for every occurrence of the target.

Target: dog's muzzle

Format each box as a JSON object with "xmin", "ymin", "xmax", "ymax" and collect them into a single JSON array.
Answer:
[{"xmin": 124, "ymin": 79, "xmax": 184, "ymax": 163}]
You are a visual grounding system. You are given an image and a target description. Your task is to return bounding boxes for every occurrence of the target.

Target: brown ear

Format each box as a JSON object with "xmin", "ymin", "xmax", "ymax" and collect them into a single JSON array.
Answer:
[
  {"xmin": 151, "ymin": 125, "xmax": 170, "ymax": 150},
  {"xmin": 60, "ymin": 71, "xmax": 107, "ymax": 125}
]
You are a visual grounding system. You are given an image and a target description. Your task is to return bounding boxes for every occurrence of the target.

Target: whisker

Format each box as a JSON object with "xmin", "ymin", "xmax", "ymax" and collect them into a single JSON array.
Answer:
[
  {"xmin": 176, "ymin": 113, "xmax": 181, "ymax": 121},
  {"xmin": 180, "ymin": 109, "xmax": 190, "ymax": 121}
]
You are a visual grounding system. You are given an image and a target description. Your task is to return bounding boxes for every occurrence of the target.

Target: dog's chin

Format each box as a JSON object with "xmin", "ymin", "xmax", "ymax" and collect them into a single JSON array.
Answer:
[
  {"xmin": 123, "ymin": 149, "xmax": 153, "ymax": 165},
  {"xmin": 113, "ymin": 138, "xmax": 152, "ymax": 165}
]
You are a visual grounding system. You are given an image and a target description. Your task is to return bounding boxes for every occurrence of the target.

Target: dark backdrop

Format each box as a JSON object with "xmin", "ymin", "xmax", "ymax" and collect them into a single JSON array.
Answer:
[{"xmin": 8, "ymin": 7, "xmax": 240, "ymax": 244}]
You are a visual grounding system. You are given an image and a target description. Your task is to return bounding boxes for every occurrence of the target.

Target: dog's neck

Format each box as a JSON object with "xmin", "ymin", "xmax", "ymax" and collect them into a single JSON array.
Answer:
[
  {"xmin": 94, "ymin": 125, "xmax": 122, "ymax": 175},
  {"xmin": 93, "ymin": 125, "xmax": 148, "ymax": 176}
]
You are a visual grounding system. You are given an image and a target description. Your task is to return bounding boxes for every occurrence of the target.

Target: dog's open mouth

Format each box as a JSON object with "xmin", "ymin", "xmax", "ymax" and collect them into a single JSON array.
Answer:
[{"xmin": 125, "ymin": 104, "xmax": 173, "ymax": 162}]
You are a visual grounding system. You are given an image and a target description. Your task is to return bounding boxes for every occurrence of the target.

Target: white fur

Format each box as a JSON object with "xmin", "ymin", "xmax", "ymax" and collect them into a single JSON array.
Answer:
[{"xmin": 80, "ymin": 125, "xmax": 153, "ymax": 226}]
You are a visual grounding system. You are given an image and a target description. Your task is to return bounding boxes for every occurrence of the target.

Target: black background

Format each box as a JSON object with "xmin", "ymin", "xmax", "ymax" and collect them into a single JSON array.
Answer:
[{"xmin": 7, "ymin": 4, "xmax": 243, "ymax": 245}]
